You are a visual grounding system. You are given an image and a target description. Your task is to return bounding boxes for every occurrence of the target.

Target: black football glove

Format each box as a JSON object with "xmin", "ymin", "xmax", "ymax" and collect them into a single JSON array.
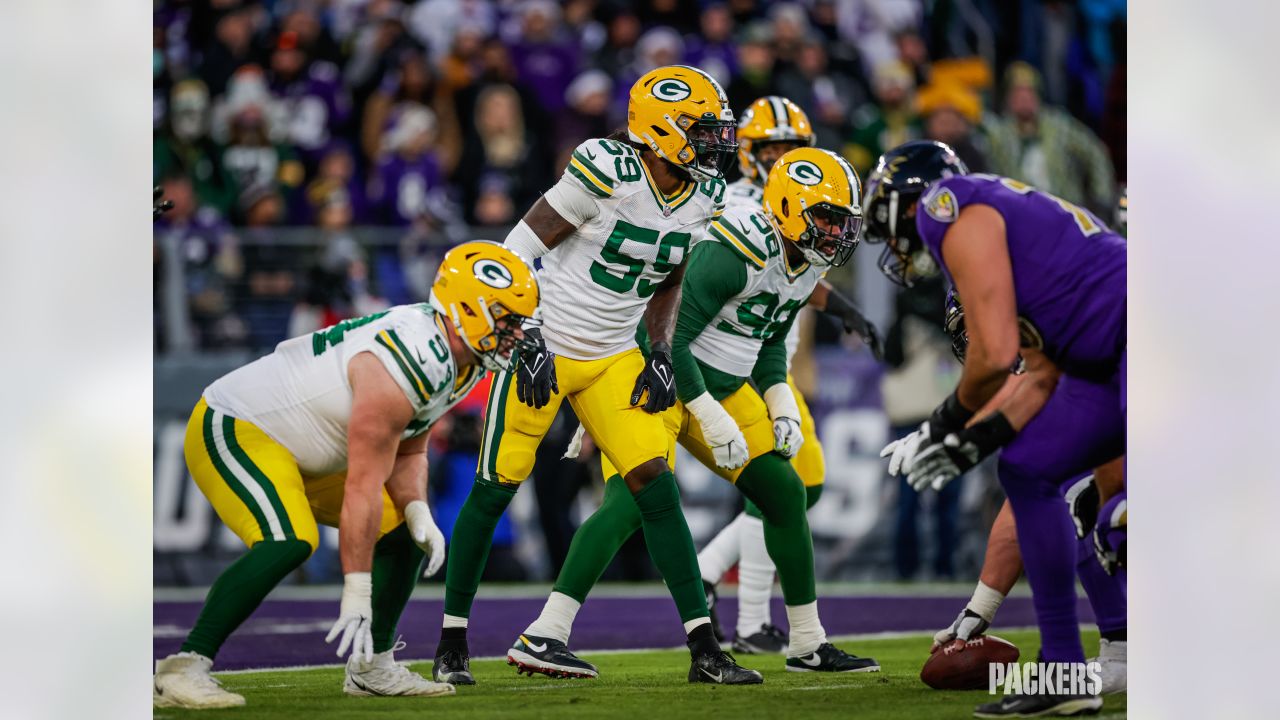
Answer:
[
  {"xmin": 515, "ymin": 327, "xmax": 558, "ymax": 409},
  {"xmin": 908, "ymin": 411, "xmax": 1016, "ymax": 492},
  {"xmin": 153, "ymin": 185, "xmax": 174, "ymax": 221},
  {"xmin": 631, "ymin": 342, "xmax": 676, "ymax": 413},
  {"xmin": 822, "ymin": 285, "xmax": 882, "ymax": 360}
]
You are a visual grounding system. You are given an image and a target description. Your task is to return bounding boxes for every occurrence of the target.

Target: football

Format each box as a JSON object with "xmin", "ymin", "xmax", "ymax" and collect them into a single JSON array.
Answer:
[{"xmin": 919, "ymin": 634, "xmax": 1021, "ymax": 690}]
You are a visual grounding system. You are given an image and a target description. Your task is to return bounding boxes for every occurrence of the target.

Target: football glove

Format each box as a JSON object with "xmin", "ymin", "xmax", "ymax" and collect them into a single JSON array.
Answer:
[
  {"xmin": 153, "ymin": 185, "xmax": 174, "ymax": 221},
  {"xmin": 686, "ymin": 392, "xmax": 749, "ymax": 470},
  {"xmin": 404, "ymin": 500, "xmax": 446, "ymax": 578},
  {"xmin": 515, "ymin": 327, "xmax": 558, "ymax": 409},
  {"xmin": 931, "ymin": 609, "xmax": 991, "ymax": 652},
  {"xmin": 1093, "ymin": 493, "xmax": 1127, "ymax": 575},
  {"xmin": 762, "ymin": 383, "xmax": 803, "ymax": 458},
  {"xmin": 631, "ymin": 342, "xmax": 676, "ymax": 413},
  {"xmin": 881, "ymin": 422, "xmax": 932, "ymax": 477},
  {"xmin": 325, "ymin": 572, "xmax": 374, "ymax": 661},
  {"xmin": 822, "ymin": 286, "xmax": 883, "ymax": 360},
  {"xmin": 1064, "ymin": 474, "xmax": 1100, "ymax": 540},
  {"xmin": 908, "ymin": 412, "xmax": 1016, "ymax": 493}
]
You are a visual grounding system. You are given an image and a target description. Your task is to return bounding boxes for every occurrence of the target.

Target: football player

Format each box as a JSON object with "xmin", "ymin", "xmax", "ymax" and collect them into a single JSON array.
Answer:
[
  {"xmin": 864, "ymin": 141, "xmax": 1125, "ymax": 717},
  {"xmin": 432, "ymin": 66, "xmax": 761, "ymax": 686},
  {"xmin": 920, "ymin": 293, "xmax": 1127, "ymax": 694},
  {"xmin": 508, "ymin": 148, "xmax": 881, "ymax": 679},
  {"xmin": 153, "ymin": 242, "xmax": 539, "ymax": 708},
  {"xmin": 695, "ymin": 96, "xmax": 880, "ymax": 654}
]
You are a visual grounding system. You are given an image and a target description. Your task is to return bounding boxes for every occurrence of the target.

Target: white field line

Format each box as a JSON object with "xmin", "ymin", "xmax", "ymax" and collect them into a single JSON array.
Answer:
[{"xmin": 214, "ymin": 627, "xmax": 1040, "ymax": 676}]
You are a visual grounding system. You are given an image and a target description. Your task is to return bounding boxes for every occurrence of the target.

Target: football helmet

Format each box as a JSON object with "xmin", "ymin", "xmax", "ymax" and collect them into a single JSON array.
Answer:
[
  {"xmin": 737, "ymin": 96, "xmax": 815, "ymax": 182},
  {"xmin": 761, "ymin": 147, "xmax": 863, "ymax": 268},
  {"xmin": 862, "ymin": 140, "xmax": 969, "ymax": 286},
  {"xmin": 430, "ymin": 241, "xmax": 540, "ymax": 372},
  {"xmin": 943, "ymin": 288, "xmax": 1038, "ymax": 375},
  {"xmin": 628, "ymin": 65, "xmax": 737, "ymax": 182}
]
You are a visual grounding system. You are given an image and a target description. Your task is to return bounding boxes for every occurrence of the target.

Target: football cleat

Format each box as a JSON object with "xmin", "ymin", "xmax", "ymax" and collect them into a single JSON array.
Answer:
[
  {"xmin": 785, "ymin": 643, "xmax": 881, "ymax": 673},
  {"xmin": 1090, "ymin": 639, "xmax": 1127, "ymax": 695},
  {"xmin": 973, "ymin": 692, "xmax": 1103, "ymax": 717},
  {"xmin": 153, "ymin": 652, "xmax": 246, "ymax": 709},
  {"xmin": 345, "ymin": 642, "xmax": 456, "ymax": 697},
  {"xmin": 704, "ymin": 580, "xmax": 725, "ymax": 644},
  {"xmin": 507, "ymin": 634, "xmax": 599, "ymax": 679},
  {"xmin": 688, "ymin": 649, "xmax": 764, "ymax": 685},
  {"xmin": 732, "ymin": 623, "xmax": 788, "ymax": 655},
  {"xmin": 432, "ymin": 647, "xmax": 476, "ymax": 686}
]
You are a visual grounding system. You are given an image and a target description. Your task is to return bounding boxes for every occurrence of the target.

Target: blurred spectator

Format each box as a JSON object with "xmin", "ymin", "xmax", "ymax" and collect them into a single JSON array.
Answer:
[
  {"xmin": 916, "ymin": 82, "xmax": 990, "ymax": 173},
  {"xmin": 767, "ymin": 2, "xmax": 811, "ymax": 69},
  {"xmin": 557, "ymin": 70, "xmax": 614, "ymax": 162},
  {"xmin": 638, "ymin": 0, "xmax": 701, "ymax": 34},
  {"xmin": 834, "ymin": 0, "xmax": 922, "ymax": 75},
  {"xmin": 684, "ymin": 3, "xmax": 738, "ymax": 87},
  {"xmin": 154, "ymin": 79, "xmax": 237, "ymax": 216},
  {"xmin": 367, "ymin": 104, "xmax": 454, "ymax": 229},
  {"xmin": 154, "ymin": 174, "xmax": 247, "ymax": 350},
  {"xmin": 268, "ymin": 28, "xmax": 353, "ymax": 164},
  {"xmin": 362, "ymin": 49, "xmax": 463, "ymax": 173},
  {"xmin": 986, "ymin": 62, "xmax": 1116, "ymax": 212},
  {"xmin": 211, "ymin": 65, "xmax": 287, "ymax": 145},
  {"xmin": 595, "ymin": 7, "xmax": 642, "ymax": 78},
  {"xmin": 612, "ymin": 26, "xmax": 686, "ymax": 124},
  {"xmin": 775, "ymin": 37, "xmax": 866, "ymax": 149},
  {"xmin": 727, "ymin": 22, "xmax": 778, "ymax": 112},
  {"xmin": 563, "ymin": 0, "xmax": 608, "ymax": 55},
  {"xmin": 297, "ymin": 141, "xmax": 367, "ymax": 225},
  {"xmin": 439, "ymin": 22, "xmax": 490, "ymax": 96},
  {"xmin": 343, "ymin": 0, "xmax": 414, "ymax": 97},
  {"xmin": 220, "ymin": 89, "xmax": 306, "ymax": 224},
  {"xmin": 197, "ymin": 6, "xmax": 262, "ymax": 97},
  {"xmin": 407, "ymin": 0, "xmax": 497, "ymax": 66},
  {"xmin": 456, "ymin": 84, "xmax": 551, "ymax": 226},
  {"xmin": 844, "ymin": 61, "xmax": 921, "ymax": 176},
  {"xmin": 508, "ymin": 1, "xmax": 582, "ymax": 117},
  {"xmin": 453, "ymin": 38, "xmax": 547, "ymax": 146}
]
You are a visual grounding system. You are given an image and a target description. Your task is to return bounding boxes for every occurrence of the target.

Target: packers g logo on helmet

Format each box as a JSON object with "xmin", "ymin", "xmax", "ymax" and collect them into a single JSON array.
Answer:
[
  {"xmin": 786, "ymin": 160, "xmax": 823, "ymax": 186},
  {"xmin": 474, "ymin": 259, "xmax": 514, "ymax": 289},
  {"xmin": 652, "ymin": 79, "xmax": 692, "ymax": 102}
]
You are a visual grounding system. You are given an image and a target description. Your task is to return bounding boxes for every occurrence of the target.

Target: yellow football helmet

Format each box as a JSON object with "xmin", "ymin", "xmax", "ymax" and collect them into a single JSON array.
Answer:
[
  {"xmin": 761, "ymin": 147, "xmax": 864, "ymax": 268},
  {"xmin": 737, "ymin": 96, "xmax": 815, "ymax": 182},
  {"xmin": 628, "ymin": 65, "xmax": 737, "ymax": 181},
  {"xmin": 430, "ymin": 240, "xmax": 540, "ymax": 372}
]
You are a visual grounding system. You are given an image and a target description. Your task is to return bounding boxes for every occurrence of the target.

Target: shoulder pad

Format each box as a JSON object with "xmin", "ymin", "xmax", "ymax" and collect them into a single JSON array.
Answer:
[
  {"xmin": 563, "ymin": 138, "xmax": 639, "ymax": 199},
  {"xmin": 704, "ymin": 206, "xmax": 773, "ymax": 270}
]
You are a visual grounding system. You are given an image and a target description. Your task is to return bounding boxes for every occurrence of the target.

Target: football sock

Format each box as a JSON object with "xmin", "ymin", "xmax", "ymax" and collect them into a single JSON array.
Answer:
[
  {"xmin": 1077, "ymin": 535, "xmax": 1127, "ymax": 635},
  {"xmin": 438, "ymin": 626, "xmax": 468, "ymax": 653},
  {"xmin": 697, "ymin": 512, "xmax": 745, "ymax": 585},
  {"xmin": 631, "ymin": 470, "xmax": 709, "ymax": 625},
  {"xmin": 442, "ymin": 477, "xmax": 517, "ymax": 620},
  {"xmin": 370, "ymin": 523, "xmax": 425, "ymax": 654},
  {"xmin": 1001, "ymin": 462, "xmax": 1086, "ymax": 663},
  {"xmin": 735, "ymin": 453, "xmax": 816, "ymax": 606},
  {"xmin": 734, "ymin": 514, "xmax": 773, "ymax": 637},
  {"xmin": 552, "ymin": 476, "xmax": 641, "ymax": 603},
  {"xmin": 784, "ymin": 600, "xmax": 828, "ymax": 658},
  {"xmin": 685, "ymin": 620, "xmax": 720, "ymax": 657},
  {"xmin": 180, "ymin": 539, "xmax": 312, "ymax": 660},
  {"xmin": 524, "ymin": 591, "xmax": 582, "ymax": 644}
]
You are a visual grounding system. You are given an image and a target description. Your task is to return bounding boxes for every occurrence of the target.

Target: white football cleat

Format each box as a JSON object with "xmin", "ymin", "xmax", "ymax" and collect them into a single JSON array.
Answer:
[
  {"xmin": 344, "ymin": 642, "xmax": 456, "ymax": 697},
  {"xmin": 1094, "ymin": 638, "xmax": 1127, "ymax": 694},
  {"xmin": 153, "ymin": 652, "xmax": 246, "ymax": 709}
]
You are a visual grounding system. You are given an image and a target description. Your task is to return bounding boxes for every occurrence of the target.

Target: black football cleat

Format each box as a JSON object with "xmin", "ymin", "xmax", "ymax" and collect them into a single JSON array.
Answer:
[
  {"xmin": 432, "ymin": 647, "xmax": 476, "ymax": 686},
  {"xmin": 732, "ymin": 623, "xmax": 788, "ymax": 654},
  {"xmin": 973, "ymin": 692, "xmax": 1103, "ymax": 717},
  {"xmin": 507, "ymin": 634, "xmax": 599, "ymax": 679},
  {"xmin": 688, "ymin": 649, "xmax": 763, "ymax": 685},
  {"xmin": 785, "ymin": 643, "xmax": 881, "ymax": 673},
  {"xmin": 704, "ymin": 580, "xmax": 725, "ymax": 644}
]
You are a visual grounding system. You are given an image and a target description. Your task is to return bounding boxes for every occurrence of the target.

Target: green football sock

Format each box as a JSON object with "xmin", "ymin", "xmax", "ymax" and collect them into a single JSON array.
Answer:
[
  {"xmin": 371, "ymin": 523, "xmax": 425, "ymax": 653},
  {"xmin": 443, "ymin": 477, "xmax": 516, "ymax": 619},
  {"xmin": 735, "ymin": 454, "xmax": 816, "ymax": 606},
  {"xmin": 553, "ymin": 476, "xmax": 642, "ymax": 602},
  {"xmin": 632, "ymin": 470, "xmax": 708, "ymax": 624},
  {"xmin": 180, "ymin": 539, "xmax": 312, "ymax": 660}
]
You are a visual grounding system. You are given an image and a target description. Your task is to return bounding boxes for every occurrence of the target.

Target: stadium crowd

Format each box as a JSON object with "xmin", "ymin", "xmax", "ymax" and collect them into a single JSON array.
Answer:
[{"xmin": 154, "ymin": 0, "xmax": 1126, "ymax": 353}]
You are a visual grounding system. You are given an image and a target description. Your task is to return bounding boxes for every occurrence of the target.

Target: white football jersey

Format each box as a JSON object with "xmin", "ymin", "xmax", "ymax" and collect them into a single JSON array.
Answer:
[
  {"xmin": 539, "ymin": 138, "xmax": 727, "ymax": 360},
  {"xmin": 203, "ymin": 304, "xmax": 483, "ymax": 476},
  {"xmin": 691, "ymin": 203, "xmax": 825, "ymax": 378}
]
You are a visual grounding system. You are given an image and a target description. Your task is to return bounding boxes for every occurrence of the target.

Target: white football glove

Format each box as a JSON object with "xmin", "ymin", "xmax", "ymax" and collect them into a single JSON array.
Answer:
[
  {"xmin": 880, "ymin": 421, "xmax": 931, "ymax": 477},
  {"xmin": 762, "ymin": 383, "xmax": 804, "ymax": 458},
  {"xmin": 931, "ymin": 581, "xmax": 1004, "ymax": 652},
  {"xmin": 686, "ymin": 392, "xmax": 749, "ymax": 470},
  {"xmin": 404, "ymin": 500, "xmax": 446, "ymax": 578},
  {"xmin": 325, "ymin": 572, "xmax": 373, "ymax": 661}
]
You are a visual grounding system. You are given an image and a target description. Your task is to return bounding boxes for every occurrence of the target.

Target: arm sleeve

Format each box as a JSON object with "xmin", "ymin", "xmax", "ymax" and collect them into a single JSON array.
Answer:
[
  {"xmin": 673, "ymin": 241, "xmax": 748, "ymax": 403},
  {"xmin": 749, "ymin": 311, "xmax": 796, "ymax": 391},
  {"xmin": 541, "ymin": 172, "xmax": 601, "ymax": 226}
]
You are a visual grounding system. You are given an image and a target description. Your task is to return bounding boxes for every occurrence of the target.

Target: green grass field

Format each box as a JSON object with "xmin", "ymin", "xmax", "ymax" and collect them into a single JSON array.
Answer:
[{"xmin": 155, "ymin": 630, "xmax": 1125, "ymax": 719}]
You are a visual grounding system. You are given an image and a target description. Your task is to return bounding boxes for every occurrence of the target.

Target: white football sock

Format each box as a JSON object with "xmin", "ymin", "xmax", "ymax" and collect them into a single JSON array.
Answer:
[
  {"xmin": 523, "ymin": 591, "xmax": 581, "ymax": 644},
  {"xmin": 442, "ymin": 614, "xmax": 468, "ymax": 629},
  {"xmin": 785, "ymin": 601, "xmax": 828, "ymax": 658},
  {"xmin": 698, "ymin": 513, "xmax": 746, "ymax": 584},
  {"xmin": 683, "ymin": 617, "xmax": 711, "ymax": 634},
  {"xmin": 735, "ymin": 515, "xmax": 776, "ymax": 637}
]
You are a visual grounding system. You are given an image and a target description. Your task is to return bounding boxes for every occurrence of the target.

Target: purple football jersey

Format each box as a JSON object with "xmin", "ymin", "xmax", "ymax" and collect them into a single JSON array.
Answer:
[{"xmin": 916, "ymin": 174, "xmax": 1126, "ymax": 380}]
